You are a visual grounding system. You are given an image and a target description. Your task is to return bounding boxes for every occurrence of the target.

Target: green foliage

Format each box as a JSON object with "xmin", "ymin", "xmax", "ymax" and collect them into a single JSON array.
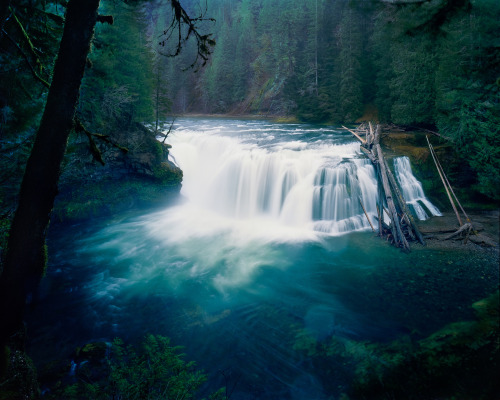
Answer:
[
  {"xmin": 389, "ymin": 35, "xmax": 437, "ymax": 125},
  {"xmin": 153, "ymin": 162, "xmax": 184, "ymax": 186},
  {"xmin": 49, "ymin": 335, "xmax": 216, "ymax": 400},
  {"xmin": 338, "ymin": 5, "xmax": 365, "ymax": 122},
  {"xmin": 349, "ymin": 291, "xmax": 500, "ymax": 399},
  {"xmin": 78, "ymin": 1, "xmax": 155, "ymax": 133},
  {"xmin": 0, "ymin": 1, "xmax": 64, "ymax": 137},
  {"xmin": 107, "ymin": 335, "xmax": 207, "ymax": 400}
]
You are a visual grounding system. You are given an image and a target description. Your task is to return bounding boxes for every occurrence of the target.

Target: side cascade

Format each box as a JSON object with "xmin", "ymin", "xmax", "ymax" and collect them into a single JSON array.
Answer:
[{"xmin": 394, "ymin": 156, "xmax": 441, "ymax": 220}]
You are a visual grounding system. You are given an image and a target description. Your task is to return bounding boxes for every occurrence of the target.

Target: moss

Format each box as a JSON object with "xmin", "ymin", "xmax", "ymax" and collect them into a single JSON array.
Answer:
[
  {"xmin": 349, "ymin": 291, "xmax": 500, "ymax": 399},
  {"xmin": 0, "ymin": 345, "xmax": 10, "ymax": 379},
  {"xmin": 53, "ymin": 176, "xmax": 181, "ymax": 223},
  {"xmin": 273, "ymin": 116, "xmax": 300, "ymax": 124},
  {"xmin": 293, "ymin": 330, "xmax": 319, "ymax": 357},
  {"xmin": 152, "ymin": 162, "xmax": 183, "ymax": 186},
  {"xmin": 78, "ymin": 342, "xmax": 108, "ymax": 363},
  {"xmin": 0, "ymin": 349, "xmax": 39, "ymax": 400},
  {"xmin": 38, "ymin": 243, "xmax": 48, "ymax": 278}
]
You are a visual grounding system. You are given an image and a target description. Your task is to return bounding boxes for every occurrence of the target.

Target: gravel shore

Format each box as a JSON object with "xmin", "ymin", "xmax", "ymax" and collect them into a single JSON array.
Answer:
[{"xmin": 417, "ymin": 209, "xmax": 499, "ymax": 252}]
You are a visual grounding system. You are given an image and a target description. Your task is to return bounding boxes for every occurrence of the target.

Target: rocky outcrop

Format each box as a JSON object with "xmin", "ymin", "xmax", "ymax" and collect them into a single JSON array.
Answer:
[{"xmin": 53, "ymin": 123, "xmax": 183, "ymax": 222}]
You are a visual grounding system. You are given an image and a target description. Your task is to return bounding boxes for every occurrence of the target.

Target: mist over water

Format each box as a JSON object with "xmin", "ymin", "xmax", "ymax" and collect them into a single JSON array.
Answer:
[{"xmin": 31, "ymin": 119, "xmax": 451, "ymax": 399}]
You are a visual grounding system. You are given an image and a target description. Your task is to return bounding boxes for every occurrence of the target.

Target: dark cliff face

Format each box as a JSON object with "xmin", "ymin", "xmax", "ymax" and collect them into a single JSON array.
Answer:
[
  {"xmin": 53, "ymin": 123, "xmax": 183, "ymax": 222},
  {"xmin": 62, "ymin": 122, "xmax": 180, "ymax": 182}
]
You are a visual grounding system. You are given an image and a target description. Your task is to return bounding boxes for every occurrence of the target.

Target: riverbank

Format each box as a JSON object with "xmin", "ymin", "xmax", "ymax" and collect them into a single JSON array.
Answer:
[{"xmin": 418, "ymin": 209, "xmax": 499, "ymax": 249}]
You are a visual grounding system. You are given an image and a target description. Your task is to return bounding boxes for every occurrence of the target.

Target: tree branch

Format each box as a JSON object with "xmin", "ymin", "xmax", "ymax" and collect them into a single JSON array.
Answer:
[
  {"xmin": 1, "ymin": 28, "xmax": 50, "ymax": 89},
  {"xmin": 74, "ymin": 118, "xmax": 128, "ymax": 166},
  {"xmin": 158, "ymin": 0, "xmax": 215, "ymax": 70}
]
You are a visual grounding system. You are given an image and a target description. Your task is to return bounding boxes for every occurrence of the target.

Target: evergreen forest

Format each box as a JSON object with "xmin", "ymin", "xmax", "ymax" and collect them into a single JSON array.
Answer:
[{"xmin": 164, "ymin": 0, "xmax": 500, "ymax": 200}]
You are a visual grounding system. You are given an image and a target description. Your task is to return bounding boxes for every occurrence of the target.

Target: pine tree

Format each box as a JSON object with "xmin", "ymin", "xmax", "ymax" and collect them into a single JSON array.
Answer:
[
  {"xmin": 389, "ymin": 34, "xmax": 436, "ymax": 125},
  {"xmin": 338, "ymin": 4, "xmax": 364, "ymax": 122}
]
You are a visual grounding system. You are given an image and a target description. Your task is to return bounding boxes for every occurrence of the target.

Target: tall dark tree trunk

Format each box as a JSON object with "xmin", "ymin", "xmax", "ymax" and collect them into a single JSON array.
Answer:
[{"xmin": 0, "ymin": 0, "xmax": 100, "ymax": 360}]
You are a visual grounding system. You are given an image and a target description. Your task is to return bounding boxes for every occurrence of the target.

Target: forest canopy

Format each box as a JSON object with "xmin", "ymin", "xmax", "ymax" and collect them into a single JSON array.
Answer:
[{"xmin": 162, "ymin": 0, "xmax": 500, "ymax": 199}]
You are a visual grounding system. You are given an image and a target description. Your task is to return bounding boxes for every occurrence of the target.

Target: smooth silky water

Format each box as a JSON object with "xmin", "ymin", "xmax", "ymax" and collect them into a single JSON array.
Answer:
[{"xmin": 28, "ymin": 119, "xmax": 490, "ymax": 399}]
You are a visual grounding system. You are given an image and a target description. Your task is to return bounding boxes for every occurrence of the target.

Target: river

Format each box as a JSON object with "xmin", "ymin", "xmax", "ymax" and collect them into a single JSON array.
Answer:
[{"xmin": 27, "ymin": 118, "xmax": 496, "ymax": 399}]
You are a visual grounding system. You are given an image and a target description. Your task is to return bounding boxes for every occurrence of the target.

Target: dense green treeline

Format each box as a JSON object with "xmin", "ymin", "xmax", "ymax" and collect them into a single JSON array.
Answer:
[{"xmin": 161, "ymin": 0, "xmax": 499, "ymax": 199}]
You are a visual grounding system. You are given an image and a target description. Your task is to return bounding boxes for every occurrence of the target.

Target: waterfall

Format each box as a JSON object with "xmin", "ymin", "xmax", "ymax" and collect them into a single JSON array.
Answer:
[
  {"xmin": 166, "ymin": 120, "xmax": 439, "ymax": 238},
  {"xmin": 394, "ymin": 156, "xmax": 441, "ymax": 220},
  {"xmin": 167, "ymin": 123, "xmax": 380, "ymax": 237}
]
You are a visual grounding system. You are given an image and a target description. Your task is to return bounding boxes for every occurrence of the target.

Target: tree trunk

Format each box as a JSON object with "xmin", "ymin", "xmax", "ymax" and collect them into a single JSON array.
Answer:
[
  {"xmin": 375, "ymin": 143, "xmax": 410, "ymax": 251},
  {"xmin": 0, "ymin": 0, "xmax": 100, "ymax": 354}
]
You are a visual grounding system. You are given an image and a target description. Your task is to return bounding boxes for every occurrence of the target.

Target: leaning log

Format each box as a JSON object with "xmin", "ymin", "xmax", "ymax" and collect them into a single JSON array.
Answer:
[
  {"xmin": 342, "ymin": 125, "xmax": 367, "ymax": 144},
  {"xmin": 383, "ymin": 158, "xmax": 426, "ymax": 245},
  {"xmin": 426, "ymin": 136, "xmax": 462, "ymax": 226},
  {"xmin": 375, "ymin": 143, "xmax": 410, "ymax": 251}
]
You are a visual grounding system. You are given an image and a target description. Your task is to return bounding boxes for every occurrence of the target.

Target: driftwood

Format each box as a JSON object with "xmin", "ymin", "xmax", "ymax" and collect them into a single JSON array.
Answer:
[
  {"xmin": 426, "ymin": 136, "xmax": 463, "ymax": 226},
  {"xmin": 426, "ymin": 136, "xmax": 476, "ymax": 245},
  {"xmin": 383, "ymin": 158, "xmax": 425, "ymax": 245},
  {"xmin": 359, "ymin": 197, "xmax": 375, "ymax": 232},
  {"xmin": 444, "ymin": 223, "xmax": 472, "ymax": 240},
  {"xmin": 342, "ymin": 125, "xmax": 366, "ymax": 144},
  {"xmin": 343, "ymin": 123, "xmax": 421, "ymax": 252},
  {"xmin": 375, "ymin": 142, "xmax": 410, "ymax": 251}
]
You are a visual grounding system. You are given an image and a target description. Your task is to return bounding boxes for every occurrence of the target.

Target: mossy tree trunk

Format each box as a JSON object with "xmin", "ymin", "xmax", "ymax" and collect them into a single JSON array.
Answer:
[{"xmin": 0, "ymin": 0, "xmax": 100, "ymax": 359}]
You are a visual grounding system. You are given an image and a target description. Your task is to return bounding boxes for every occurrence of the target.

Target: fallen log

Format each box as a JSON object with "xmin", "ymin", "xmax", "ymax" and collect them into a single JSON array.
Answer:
[
  {"xmin": 444, "ymin": 223, "xmax": 472, "ymax": 240},
  {"xmin": 359, "ymin": 146, "xmax": 377, "ymax": 163},
  {"xmin": 375, "ymin": 142, "xmax": 410, "ymax": 252},
  {"xmin": 342, "ymin": 125, "xmax": 366, "ymax": 144},
  {"xmin": 383, "ymin": 158, "xmax": 425, "ymax": 245},
  {"xmin": 345, "ymin": 122, "xmax": 431, "ymax": 252}
]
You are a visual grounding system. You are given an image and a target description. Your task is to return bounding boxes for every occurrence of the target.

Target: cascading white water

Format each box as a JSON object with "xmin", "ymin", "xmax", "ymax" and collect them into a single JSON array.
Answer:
[
  {"xmin": 167, "ymin": 121, "xmax": 380, "ymax": 237},
  {"xmin": 394, "ymin": 156, "xmax": 441, "ymax": 220}
]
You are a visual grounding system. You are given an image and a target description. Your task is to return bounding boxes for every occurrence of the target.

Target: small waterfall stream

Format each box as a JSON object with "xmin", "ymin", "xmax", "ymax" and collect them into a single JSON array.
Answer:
[{"xmin": 393, "ymin": 156, "xmax": 442, "ymax": 220}]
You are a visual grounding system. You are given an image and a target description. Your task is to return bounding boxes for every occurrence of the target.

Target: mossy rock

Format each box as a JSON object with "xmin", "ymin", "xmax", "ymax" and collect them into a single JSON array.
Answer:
[
  {"xmin": 53, "ymin": 176, "xmax": 181, "ymax": 223},
  {"xmin": 77, "ymin": 342, "xmax": 108, "ymax": 364},
  {"xmin": 153, "ymin": 161, "xmax": 183, "ymax": 186}
]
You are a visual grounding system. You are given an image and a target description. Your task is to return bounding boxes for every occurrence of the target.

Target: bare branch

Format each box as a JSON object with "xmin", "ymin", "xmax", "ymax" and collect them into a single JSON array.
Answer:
[{"xmin": 158, "ymin": 0, "xmax": 215, "ymax": 70}]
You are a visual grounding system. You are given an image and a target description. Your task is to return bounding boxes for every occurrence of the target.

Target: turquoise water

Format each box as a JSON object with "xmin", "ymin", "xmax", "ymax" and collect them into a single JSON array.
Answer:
[{"xmin": 28, "ymin": 119, "xmax": 497, "ymax": 399}]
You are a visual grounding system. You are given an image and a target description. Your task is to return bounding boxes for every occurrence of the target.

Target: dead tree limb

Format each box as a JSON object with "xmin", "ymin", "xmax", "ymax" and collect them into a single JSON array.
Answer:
[
  {"xmin": 427, "ymin": 138, "xmax": 471, "ymax": 225},
  {"xmin": 426, "ymin": 136, "xmax": 462, "ymax": 226},
  {"xmin": 359, "ymin": 197, "xmax": 375, "ymax": 232},
  {"xmin": 444, "ymin": 223, "xmax": 472, "ymax": 240},
  {"xmin": 342, "ymin": 125, "xmax": 366, "ymax": 144},
  {"xmin": 383, "ymin": 158, "xmax": 425, "ymax": 245},
  {"xmin": 375, "ymin": 143, "xmax": 410, "ymax": 251}
]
